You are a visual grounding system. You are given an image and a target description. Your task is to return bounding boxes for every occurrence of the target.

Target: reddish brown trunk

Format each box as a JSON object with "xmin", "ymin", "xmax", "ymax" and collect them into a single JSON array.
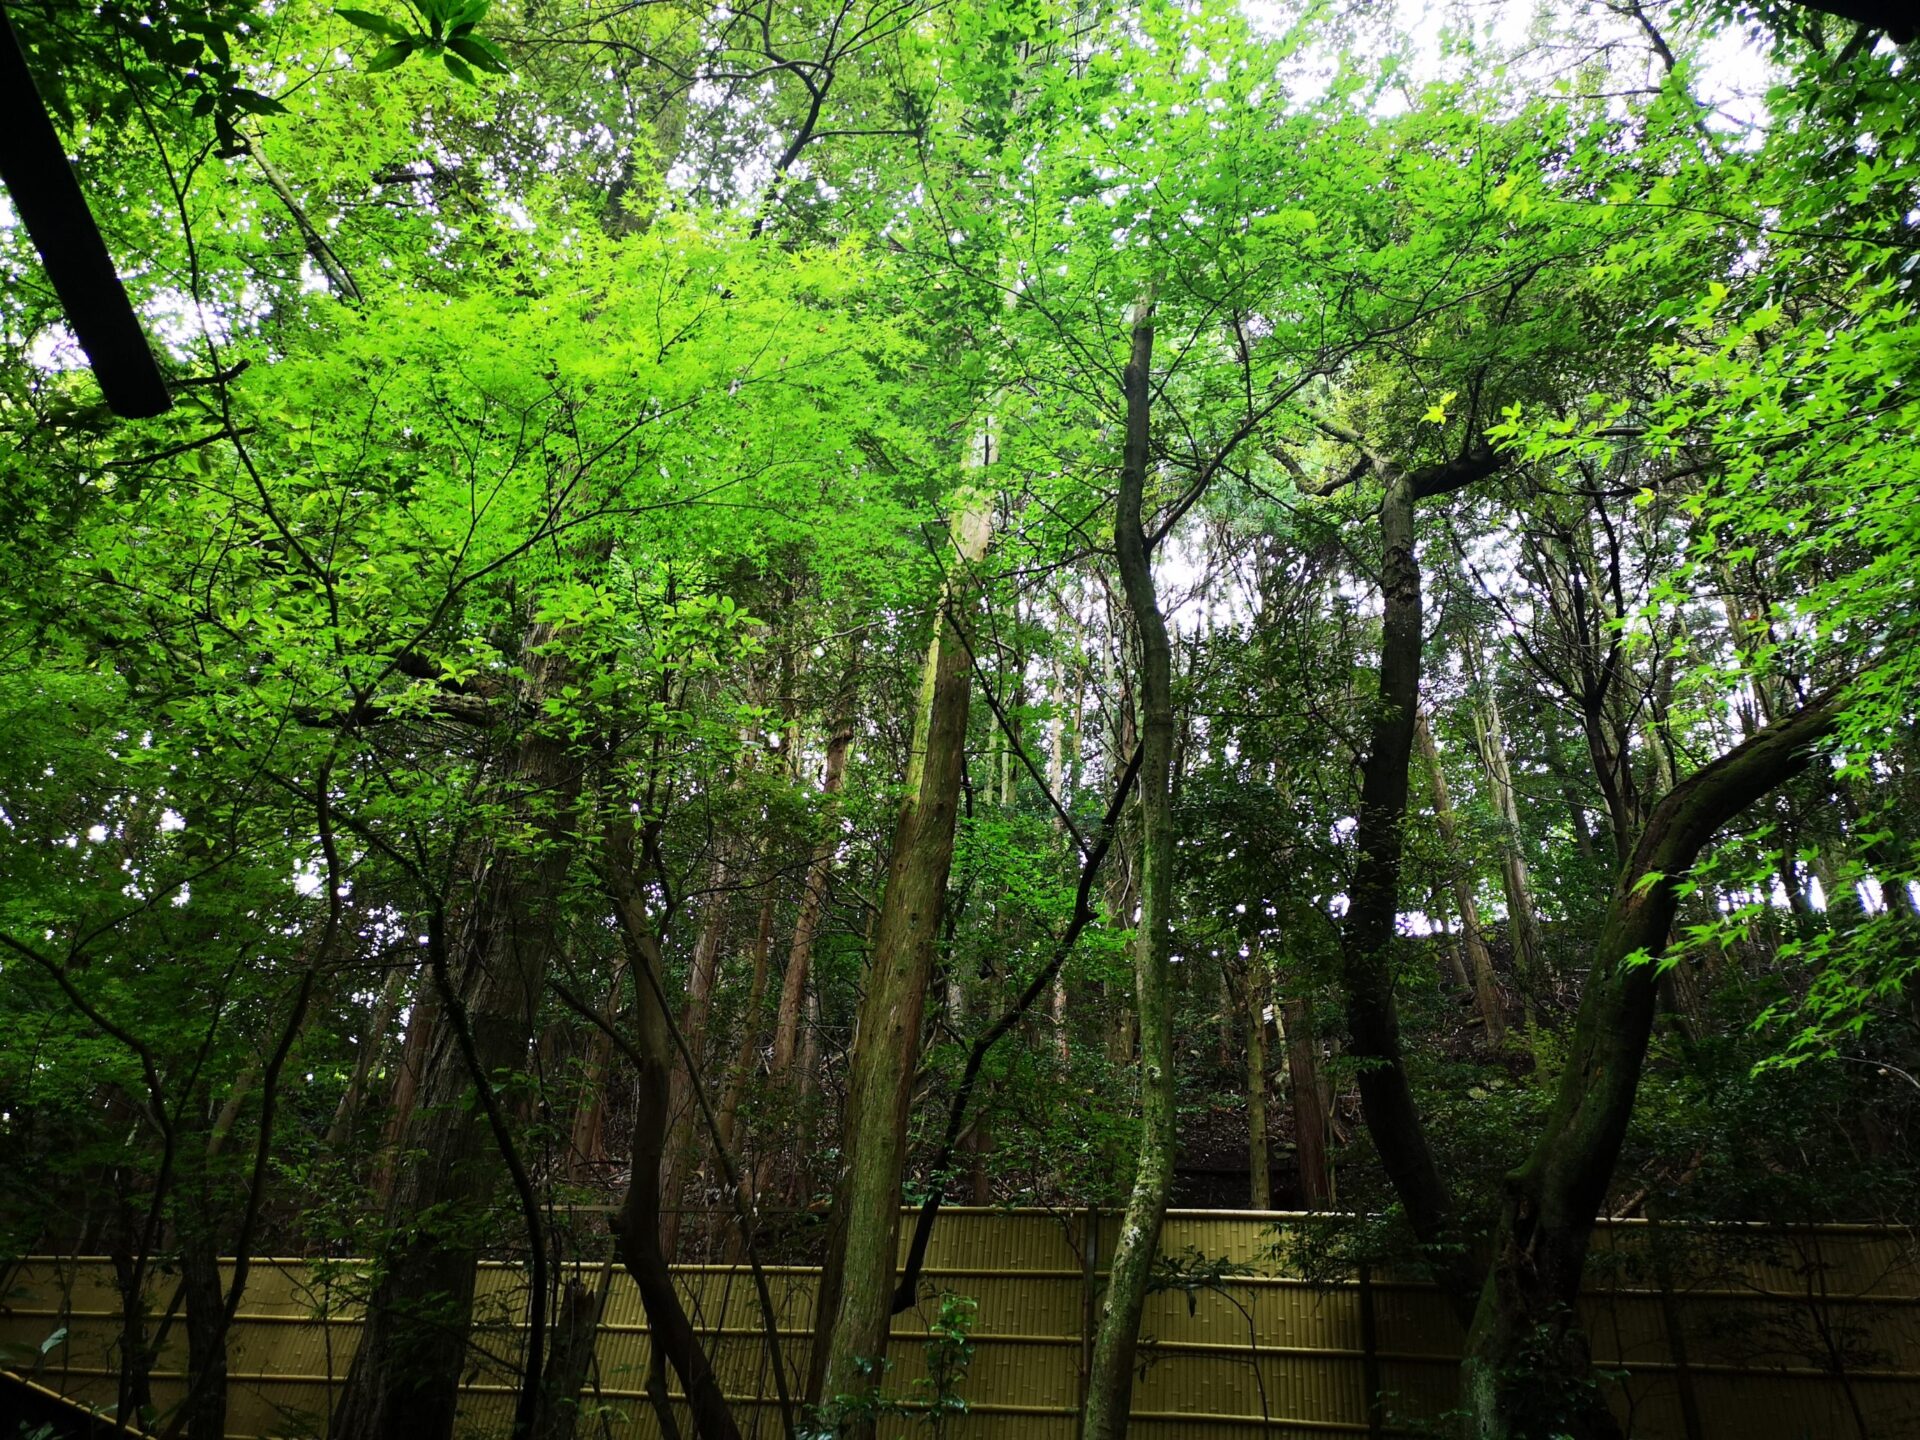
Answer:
[
  {"xmin": 658, "ymin": 855, "xmax": 732, "ymax": 1260},
  {"xmin": 371, "ymin": 967, "xmax": 437, "ymax": 1202},
  {"xmin": 757, "ymin": 704, "xmax": 854, "ymax": 1202},
  {"xmin": 1280, "ymin": 994, "xmax": 1331, "ymax": 1206},
  {"xmin": 713, "ymin": 893, "xmax": 778, "ymax": 1252},
  {"xmin": 565, "ymin": 959, "xmax": 629, "ymax": 1183}
]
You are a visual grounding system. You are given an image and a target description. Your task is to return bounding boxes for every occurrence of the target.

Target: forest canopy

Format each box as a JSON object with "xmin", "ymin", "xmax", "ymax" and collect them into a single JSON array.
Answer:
[{"xmin": 2, "ymin": 1, "xmax": 1917, "ymax": 1438}]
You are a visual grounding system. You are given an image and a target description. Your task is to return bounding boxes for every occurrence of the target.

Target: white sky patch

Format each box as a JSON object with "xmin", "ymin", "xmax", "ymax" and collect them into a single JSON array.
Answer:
[{"xmin": 1239, "ymin": 0, "xmax": 1775, "ymax": 129}]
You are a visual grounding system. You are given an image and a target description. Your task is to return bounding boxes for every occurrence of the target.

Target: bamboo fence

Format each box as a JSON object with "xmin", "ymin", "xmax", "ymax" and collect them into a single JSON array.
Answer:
[{"xmin": 4, "ymin": 1209, "xmax": 1918, "ymax": 1438}]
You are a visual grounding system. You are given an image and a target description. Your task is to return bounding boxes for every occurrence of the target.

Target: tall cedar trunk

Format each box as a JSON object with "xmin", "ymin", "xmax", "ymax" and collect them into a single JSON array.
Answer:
[
  {"xmin": 373, "ymin": 967, "xmax": 437, "ymax": 1201},
  {"xmin": 1429, "ymin": 900, "xmax": 1474, "ymax": 992},
  {"xmin": 1471, "ymin": 691, "xmax": 1545, "ymax": 985},
  {"xmin": 1279, "ymin": 995, "xmax": 1332, "ymax": 1207},
  {"xmin": 333, "ymin": 625, "xmax": 581, "ymax": 1440},
  {"xmin": 659, "ymin": 857, "xmax": 731, "ymax": 1261},
  {"xmin": 1460, "ymin": 692, "xmax": 1843, "ymax": 1439},
  {"xmin": 532, "ymin": 1268, "xmax": 610, "ymax": 1440},
  {"xmin": 566, "ymin": 959, "xmax": 628, "ymax": 1183},
  {"xmin": 1243, "ymin": 960, "xmax": 1271, "ymax": 1209},
  {"xmin": 326, "ymin": 965, "xmax": 409, "ymax": 1152},
  {"xmin": 813, "ymin": 491, "xmax": 991, "ymax": 1415},
  {"xmin": 713, "ymin": 893, "xmax": 778, "ymax": 1252},
  {"xmin": 1337, "ymin": 465, "xmax": 1480, "ymax": 1321},
  {"xmin": 1416, "ymin": 712, "xmax": 1506, "ymax": 1047},
  {"xmin": 1082, "ymin": 292, "xmax": 1176, "ymax": 1440},
  {"xmin": 606, "ymin": 821, "xmax": 743, "ymax": 1440},
  {"xmin": 758, "ymin": 701, "xmax": 855, "ymax": 1204}
]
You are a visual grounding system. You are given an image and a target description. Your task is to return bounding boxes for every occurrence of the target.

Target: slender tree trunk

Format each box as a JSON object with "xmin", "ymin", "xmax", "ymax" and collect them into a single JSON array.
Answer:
[
  {"xmin": 713, "ymin": 893, "xmax": 778, "ymax": 1252},
  {"xmin": 1336, "ymin": 463, "xmax": 1480, "ymax": 1322},
  {"xmin": 1417, "ymin": 712, "xmax": 1506, "ymax": 1047},
  {"xmin": 1470, "ymin": 690, "xmax": 1545, "ymax": 985},
  {"xmin": 758, "ymin": 692, "xmax": 855, "ymax": 1204},
  {"xmin": 1243, "ymin": 957, "xmax": 1271, "ymax": 1210},
  {"xmin": 107, "ymin": 1195, "xmax": 154, "ymax": 1427},
  {"xmin": 1279, "ymin": 994, "xmax": 1332, "ymax": 1207},
  {"xmin": 1461, "ymin": 692, "xmax": 1844, "ymax": 1439},
  {"xmin": 566, "ymin": 959, "xmax": 629, "ymax": 1183},
  {"xmin": 659, "ymin": 856, "xmax": 732, "ymax": 1260},
  {"xmin": 813, "ymin": 490, "xmax": 992, "ymax": 1415},
  {"xmin": 532, "ymin": 1267, "xmax": 610, "ymax": 1440},
  {"xmin": 1102, "ymin": 667, "xmax": 1141, "ymax": 1072},
  {"xmin": 1082, "ymin": 291, "xmax": 1177, "ymax": 1440},
  {"xmin": 327, "ymin": 964, "xmax": 410, "ymax": 1152},
  {"xmin": 604, "ymin": 824, "xmax": 743, "ymax": 1440},
  {"xmin": 176, "ymin": 1219, "xmax": 226, "ymax": 1440},
  {"xmin": 1429, "ymin": 899, "xmax": 1474, "ymax": 993}
]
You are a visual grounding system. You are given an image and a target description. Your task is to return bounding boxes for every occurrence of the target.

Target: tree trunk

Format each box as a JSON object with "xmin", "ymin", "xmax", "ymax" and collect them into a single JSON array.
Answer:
[
  {"xmin": 713, "ymin": 893, "xmax": 778, "ymax": 1252},
  {"xmin": 531, "ymin": 1267, "xmax": 610, "ymax": 1440},
  {"xmin": 606, "ymin": 821, "xmax": 743, "ymax": 1440},
  {"xmin": 372, "ymin": 965, "xmax": 437, "ymax": 1201},
  {"xmin": 325, "ymin": 965, "xmax": 409, "ymax": 1152},
  {"xmin": 1082, "ymin": 292, "xmax": 1177, "ymax": 1440},
  {"xmin": 107, "ymin": 1212, "xmax": 154, "ymax": 1428},
  {"xmin": 333, "ymin": 628, "xmax": 582, "ymax": 1440},
  {"xmin": 1243, "ymin": 958, "xmax": 1271, "ymax": 1210},
  {"xmin": 1471, "ymin": 690, "xmax": 1545, "ymax": 987},
  {"xmin": 1460, "ymin": 691, "xmax": 1843, "ymax": 1439},
  {"xmin": 176, "ymin": 1224, "xmax": 226, "ymax": 1440},
  {"xmin": 758, "ymin": 693, "xmax": 855, "ymax": 1204},
  {"xmin": 1416, "ymin": 711, "xmax": 1506, "ymax": 1047},
  {"xmin": 566, "ymin": 958, "xmax": 629, "ymax": 1183},
  {"xmin": 1336, "ymin": 463, "xmax": 1479, "ymax": 1322},
  {"xmin": 812, "ymin": 489, "xmax": 992, "ymax": 1416},
  {"xmin": 1279, "ymin": 994, "xmax": 1332, "ymax": 1207},
  {"xmin": 659, "ymin": 856, "xmax": 732, "ymax": 1261}
]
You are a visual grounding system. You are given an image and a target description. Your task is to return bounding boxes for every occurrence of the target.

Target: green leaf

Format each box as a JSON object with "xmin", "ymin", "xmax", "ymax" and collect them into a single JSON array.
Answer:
[
  {"xmin": 442, "ymin": 50, "xmax": 477, "ymax": 83},
  {"xmin": 231, "ymin": 88, "xmax": 288, "ymax": 115},
  {"xmin": 337, "ymin": 7, "xmax": 410, "ymax": 39},
  {"xmin": 447, "ymin": 34, "xmax": 509, "ymax": 73},
  {"xmin": 363, "ymin": 40, "xmax": 416, "ymax": 71}
]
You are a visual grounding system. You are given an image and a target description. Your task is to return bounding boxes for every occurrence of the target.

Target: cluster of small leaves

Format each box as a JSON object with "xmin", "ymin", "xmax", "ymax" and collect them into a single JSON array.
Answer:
[{"xmin": 338, "ymin": 0, "xmax": 510, "ymax": 84}]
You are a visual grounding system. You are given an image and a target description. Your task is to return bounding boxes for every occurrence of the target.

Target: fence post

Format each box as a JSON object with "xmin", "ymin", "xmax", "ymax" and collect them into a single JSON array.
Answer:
[
  {"xmin": 1079, "ymin": 1204, "xmax": 1099, "ymax": 1415},
  {"xmin": 1358, "ymin": 1262, "xmax": 1383, "ymax": 1440}
]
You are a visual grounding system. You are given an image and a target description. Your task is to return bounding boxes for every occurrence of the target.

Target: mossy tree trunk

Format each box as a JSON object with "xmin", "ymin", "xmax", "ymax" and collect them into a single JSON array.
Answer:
[
  {"xmin": 1081, "ymin": 292, "xmax": 1176, "ymax": 1440},
  {"xmin": 1243, "ymin": 953, "xmax": 1272, "ymax": 1210},
  {"xmin": 1460, "ymin": 691, "xmax": 1843, "ymax": 1439},
  {"xmin": 812, "ymin": 488, "xmax": 992, "ymax": 1419}
]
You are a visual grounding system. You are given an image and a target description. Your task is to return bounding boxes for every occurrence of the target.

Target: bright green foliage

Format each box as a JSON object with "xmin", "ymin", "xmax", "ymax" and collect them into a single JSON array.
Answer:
[{"xmin": 2, "ymin": 2, "xmax": 1919, "ymax": 1437}]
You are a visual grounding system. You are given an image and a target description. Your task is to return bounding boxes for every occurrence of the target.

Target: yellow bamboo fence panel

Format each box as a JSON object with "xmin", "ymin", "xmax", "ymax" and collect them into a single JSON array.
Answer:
[{"xmin": 4, "ymin": 1211, "xmax": 1917, "ymax": 1438}]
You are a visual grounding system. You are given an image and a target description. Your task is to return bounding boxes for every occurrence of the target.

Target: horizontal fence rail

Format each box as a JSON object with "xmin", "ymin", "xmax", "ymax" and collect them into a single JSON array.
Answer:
[{"xmin": 5, "ymin": 1211, "xmax": 1919, "ymax": 1438}]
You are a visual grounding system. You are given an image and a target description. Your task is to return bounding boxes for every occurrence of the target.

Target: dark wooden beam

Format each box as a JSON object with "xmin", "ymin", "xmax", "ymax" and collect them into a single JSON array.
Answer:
[{"xmin": 0, "ymin": 3, "xmax": 172, "ymax": 418}]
